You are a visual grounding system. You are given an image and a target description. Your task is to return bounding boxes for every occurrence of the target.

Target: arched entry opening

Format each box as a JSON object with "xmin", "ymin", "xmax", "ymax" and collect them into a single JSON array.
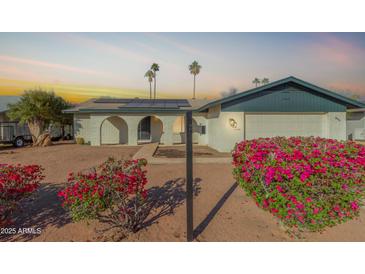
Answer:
[
  {"xmin": 172, "ymin": 116, "xmax": 200, "ymax": 144},
  {"xmin": 100, "ymin": 116, "xmax": 128, "ymax": 145},
  {"xmin": 137, "ymin": 116, "xmax": 163, "ymax": 143}
]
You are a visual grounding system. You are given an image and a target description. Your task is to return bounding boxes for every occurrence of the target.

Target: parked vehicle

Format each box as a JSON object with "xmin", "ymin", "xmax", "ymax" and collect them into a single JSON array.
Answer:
[
  {"xmin": 0, "ymin": 121, "xmax": 73, "ymax": 147},
  {"xmin": 0, "ymin": 121, "xmax": 32, "ymax": 147}
]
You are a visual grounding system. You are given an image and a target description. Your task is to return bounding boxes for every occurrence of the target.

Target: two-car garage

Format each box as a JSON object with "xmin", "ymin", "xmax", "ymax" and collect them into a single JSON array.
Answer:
[{"xmin": 244, "ymin": 113, "xmax": 326, "ymax": 140}]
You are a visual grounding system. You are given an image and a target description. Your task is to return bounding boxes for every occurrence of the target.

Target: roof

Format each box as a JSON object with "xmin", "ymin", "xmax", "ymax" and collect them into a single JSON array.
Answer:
[
  {"xmin": 197, "ymin": 76, "xmax": 365, "ymax": 111},
  {"xmin": 0, "ymin": 96, "xmax": 20, "ymax": 113},
  {"xmin": 347, "ymin": 108, "xmax": 365, "ymax": 113},
  {"xmin": 64, "ymin": 98, "xmax": 213, "ymax": 113},
  {"xmin": 64, "ymin": 76, "xmax": 365, "ymax": 114}
]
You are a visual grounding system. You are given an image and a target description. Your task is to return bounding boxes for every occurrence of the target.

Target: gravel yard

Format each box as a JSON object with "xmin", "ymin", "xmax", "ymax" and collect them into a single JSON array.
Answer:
[{"xmin": 1, "ymin": 142, "xmax": 364, "ymax": 242}]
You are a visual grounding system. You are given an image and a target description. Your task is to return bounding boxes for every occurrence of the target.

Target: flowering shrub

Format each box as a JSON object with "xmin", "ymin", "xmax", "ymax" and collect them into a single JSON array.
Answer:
[
  {"xmin": 0, "ymin": 164, "xmax": 44, "ymax": 227},
  {"xmin": 58, "ymin": 157, "xmax": 148, "ymax": 233},
  {"xmin": 232, "ymin": 137, "xmax": 365, "ymax": 232}
]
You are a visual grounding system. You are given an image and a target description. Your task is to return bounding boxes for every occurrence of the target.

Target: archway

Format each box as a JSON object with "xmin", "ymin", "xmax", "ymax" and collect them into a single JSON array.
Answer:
[
  {"xmin": 100, "ymin": 116, "xmax": 128, "ymax": 145},
  {"xmin": 172, "ymin": 116, "xmax": 200, "ymax": 144},
  {"xmin": 137, "ymin": 116, "xmax": 163, "ymax": 143}
]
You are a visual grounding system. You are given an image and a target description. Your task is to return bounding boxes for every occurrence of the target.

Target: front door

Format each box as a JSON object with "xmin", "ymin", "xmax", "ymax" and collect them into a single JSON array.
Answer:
[{"xmin": 138, "ymin": 116, "xmax": 151, "ymax": 142}]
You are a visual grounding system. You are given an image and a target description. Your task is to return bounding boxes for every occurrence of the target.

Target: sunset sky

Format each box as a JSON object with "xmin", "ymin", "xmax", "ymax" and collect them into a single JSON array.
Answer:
[{"xmin": 0, "ymin": 32, "xmax": 365, "ymax": 102}]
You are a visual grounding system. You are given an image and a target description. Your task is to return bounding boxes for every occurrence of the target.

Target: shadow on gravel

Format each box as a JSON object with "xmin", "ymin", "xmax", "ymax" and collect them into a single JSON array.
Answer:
[
  {"xmin": 194, "ymin": 182, "xmax": 238, "ymax": 239},
  {"xmin": 0, "ymin": 183, "xmax": 71, "ymax": 242},
  {"xmin": 140, "ymin": 177, "xmax": 202, "ymax": 230},
  {"xmin": 95, "ymin": 177, "xmax": 202, "ymax": 240}
]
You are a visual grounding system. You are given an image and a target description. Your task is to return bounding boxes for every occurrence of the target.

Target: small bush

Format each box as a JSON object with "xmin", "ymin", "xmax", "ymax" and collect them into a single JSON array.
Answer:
[
  {"xmin": 75, "ymin": 137, "xmax": 85, "ymax": 145},
  {"xmin": 232, "ymin": 137, "xmax": 365, "ymax": 232},
  {"xmin": 0, "ymin": 164, "xmax": 44, "ymax": 227},
  {"xmin": 58, "ymin": 157, "xmax": 148, "ymax": 234}
]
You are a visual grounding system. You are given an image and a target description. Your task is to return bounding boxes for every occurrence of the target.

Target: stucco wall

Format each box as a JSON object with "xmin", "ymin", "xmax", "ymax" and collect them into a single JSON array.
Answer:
[
  {"xmin": 83, "ymin": 113, "xmax": 190, "ymax": 146},
  {"xmin": 73, "ymin": 110, "xmax": 348, "ymax": 149},
  {"xmin": 74, "ymin": 113, "xmax": 91, "ymax": 144},
  {"xmin": 206, "ymin": 105, "xmax": 244, "ymax": 152},
  {"xmin": 347, "ymin": 112, "xmax": 365, "ymax": 140},
  {"xmin": 326, "ymin": 112, "xmax": 347, "ymax": 140},
  {"xmin": 150, "ymin": 116, "xmax": 163, "ymax": 143},
  {"xmin": 101, "ymin": 116, "xmax": 128, "ymax": 144}
]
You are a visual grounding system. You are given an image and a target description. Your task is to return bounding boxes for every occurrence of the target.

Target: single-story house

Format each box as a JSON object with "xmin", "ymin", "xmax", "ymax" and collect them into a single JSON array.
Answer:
[{"xmin": 65, "ymin": 76, "xmax": 365, "ymax": 152}]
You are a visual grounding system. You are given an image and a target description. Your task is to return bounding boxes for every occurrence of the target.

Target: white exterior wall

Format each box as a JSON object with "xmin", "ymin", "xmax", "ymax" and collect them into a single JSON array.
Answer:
[
  {"xmin": 193, "ymin": 114, "xmax": 208, "ymax": 145},
  {"xmin": 158, "ymin": 115, "xmax": 178, "ymax": 145},
  {"xmin": 74, "ymin": 113, "xmax": 91, "ymax": 144},
  {"xmin": 325, "ymin": 112, "xmax": 347, "ymax": 140},
  {"xmin": 73, "ymin": 109, "xmax": 348, "ymax": 149},
  {"xmin": 347, "ymin": 112, "xmax": 365, "ymax": 140},
  {"xmin": 101, "ymin": 116, "xmax": 128, "ymax": 144},
  {"xmin": 78, "ymin": 113, "xmax": 197, "ymax": 146},
  {"xmin": 206, "ymin": 105, "xmax": 244, "ymax": 152}
]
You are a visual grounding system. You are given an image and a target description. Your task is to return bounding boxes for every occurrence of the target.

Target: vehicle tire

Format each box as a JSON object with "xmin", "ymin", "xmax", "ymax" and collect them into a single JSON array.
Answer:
[{"xmin": 14, "ymin": 137, "xmax": 25, "ymax": 148}]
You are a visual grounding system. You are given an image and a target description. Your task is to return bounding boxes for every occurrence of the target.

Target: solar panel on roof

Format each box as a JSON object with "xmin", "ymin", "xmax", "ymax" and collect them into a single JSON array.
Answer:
[
  {"xmin": 114, "ymin": 98, "xmax": 191, "ymax": 109},
  {"xmin": 94, "ymin": 98, "xmax": 133, "ymax": 104}
]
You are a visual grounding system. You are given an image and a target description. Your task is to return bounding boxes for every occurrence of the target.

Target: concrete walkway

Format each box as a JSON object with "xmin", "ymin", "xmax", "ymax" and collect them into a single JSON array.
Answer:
[
  {"xmin": 133, "ymin": 143, "xmax": 231, "ymax": 164},
  {"xmin": 133, "ymin": 142, "xmax": 159, "ymax": 160}
]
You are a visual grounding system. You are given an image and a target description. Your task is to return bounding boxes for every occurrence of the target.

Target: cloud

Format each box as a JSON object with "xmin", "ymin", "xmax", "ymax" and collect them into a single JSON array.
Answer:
[
  {"xmin": 145, "ymin": 33, "xmax": 208, "ymax": 58},
  {"xmin": 307, "ymin": 33, "xmax": 365, "ymax": 66},
  {"xmin": 328, "ymin": 82, "xmax": 365, "ymax": 95},
  {"xmin": 0, "ymin": 55, "xmax": 104, "ymax": 76},
  {"xmin": 63, "ymin": 33, "xmax": 154, "ymax": 64},
  {"xmin": 0, "ymin": 64, "xmax": 42, "ymax": 81},
  {"xmin": 60, "ymin": 33, "xmax": 188, "ymax": 74}
]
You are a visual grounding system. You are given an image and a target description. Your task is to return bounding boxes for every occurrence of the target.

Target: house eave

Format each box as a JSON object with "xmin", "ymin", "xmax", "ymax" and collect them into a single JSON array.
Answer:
[{"xmin": 197, "ymin": 76, "xmax": 365, "ymax": 111}]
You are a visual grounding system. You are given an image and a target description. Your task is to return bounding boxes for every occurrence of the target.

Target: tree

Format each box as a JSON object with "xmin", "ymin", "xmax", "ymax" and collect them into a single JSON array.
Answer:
[
  {"xmin": 7, "ymin": 89, "xmax": 71, "ymax": 146},
  {"xmin": 189, "ymin": 61, "xmax": 202, "ymax": 99},
  {"xmin": 220, "ymin": 87, "xmax": 238, "ymax": 98},
  {"xmin": 252, "ymin": 78, "xmax": 261, "ymax": 87},
  {"xmin": 144, "ymin": 70, "xmax": 154, "ymax": 99},
  {"xmin": 150, "ymin": 63, "xmax": 160, "ymax": 99},
  {"xmin": 261, "ymin": 78, "xmax": 270, "ymax": 85}
]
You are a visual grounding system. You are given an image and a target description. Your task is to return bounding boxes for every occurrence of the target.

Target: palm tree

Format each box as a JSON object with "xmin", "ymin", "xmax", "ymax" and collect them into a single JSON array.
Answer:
[
  {"xmin": 189, "ymin": 61, "xmax": 202, "ymax": 99},
  {"xmin": 150, "ymin": 63, "xmax": 160, "ymax": 99},
  {"xmin": 252, "ymin": 78, "xmax": 261, "ymax": 87},
  {"xmin": 144, "ymin": 70, "xmax": 154, "ymax": 99},
  {"xmin": 261, "ymin": 78, "xmax": 270, "ymax": 85}
]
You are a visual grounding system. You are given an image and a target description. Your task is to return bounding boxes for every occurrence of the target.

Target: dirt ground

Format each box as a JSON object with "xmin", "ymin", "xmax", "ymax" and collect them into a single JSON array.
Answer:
[
  {"xmin": 154, "ymin": 145, "xmax": 231, "ymax": 158},
  {"xmin": 1, "ymin": 143, "xmax": 365, "ymax": 242}
]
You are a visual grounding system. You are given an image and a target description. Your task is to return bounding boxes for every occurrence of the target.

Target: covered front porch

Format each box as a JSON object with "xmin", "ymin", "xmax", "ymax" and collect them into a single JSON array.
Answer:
[{"xmin": 88, "ymin": 113, "xmax": 207, "ymax": 146}]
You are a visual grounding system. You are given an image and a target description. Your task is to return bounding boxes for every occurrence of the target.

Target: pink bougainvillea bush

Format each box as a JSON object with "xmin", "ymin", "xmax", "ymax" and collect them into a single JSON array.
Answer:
[
  {"xmin": 232, "ymin": 137, "xmax": 365, "ymax": 232},
  {"xmin": 58, "ymin": 157, "xmax": 148, "ymax": 233},
  {"xmin": 0, "ymin": 164, "xmax": 44, "ymax": 227}
]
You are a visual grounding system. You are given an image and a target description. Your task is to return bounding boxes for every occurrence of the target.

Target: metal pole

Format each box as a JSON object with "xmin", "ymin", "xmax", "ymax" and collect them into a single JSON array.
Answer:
[{"xmin": 185, "ymin": 111, "xmax": 193, "ymax": 242}]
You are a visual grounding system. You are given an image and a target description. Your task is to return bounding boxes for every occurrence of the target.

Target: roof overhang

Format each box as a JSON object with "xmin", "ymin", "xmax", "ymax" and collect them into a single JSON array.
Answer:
[
  {"xmin": 347, "ymin": 108, "xmax": 365, "ymax": 113},
  {"xmin": 197, "ymin": 76, "xmax": 365, "ymax": 112}
]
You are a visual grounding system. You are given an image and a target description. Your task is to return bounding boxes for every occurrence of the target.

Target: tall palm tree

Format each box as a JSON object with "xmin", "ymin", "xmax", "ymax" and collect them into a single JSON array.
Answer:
[
  {"xmin": 189, "ymin": 61, "xmax": 202, "ymax": 99},
  {"xmin": 150, "ymin": 63, "xmax": 160, "ymax": 99},
  {"xmin": 144, "ymin": 70, "xmax": 154, "ymax": 99},
  {"xmin": 261, "ymin": 78, "xmax": 270, "ymax": 85},
  {"xmin": 252, "ymin": 78, "xmax": 261, "ymax": 87}
]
